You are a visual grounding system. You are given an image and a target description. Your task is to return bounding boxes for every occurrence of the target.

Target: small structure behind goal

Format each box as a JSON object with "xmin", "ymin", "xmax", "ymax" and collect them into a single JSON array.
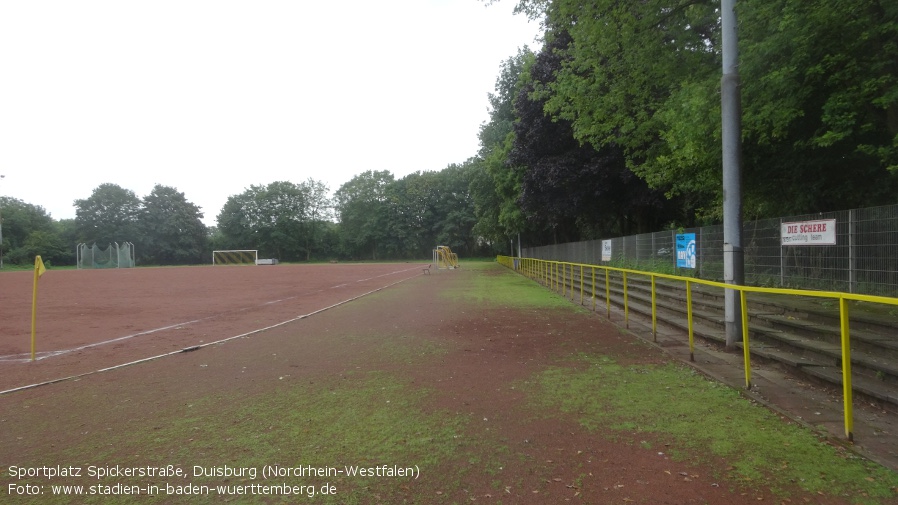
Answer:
[
  {"xmin": 77, "ymin": 242, "xmax": 136, "ymax": 269},
  {"xmin": 212, "ymin": 250, "xmax": 259, "ymax": 266},
  {"xmin": 432, "ymin": 245, "xmax": 459, "ymax": 270}
]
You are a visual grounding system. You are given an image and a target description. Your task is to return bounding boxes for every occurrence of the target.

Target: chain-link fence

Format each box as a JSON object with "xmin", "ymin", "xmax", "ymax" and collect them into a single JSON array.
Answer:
[{"xmin": 521, "ymin": 204, "xmax": 898, "ymax": 296}]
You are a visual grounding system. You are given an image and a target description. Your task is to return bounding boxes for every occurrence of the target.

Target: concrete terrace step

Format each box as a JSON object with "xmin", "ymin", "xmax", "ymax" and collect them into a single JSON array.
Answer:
[
  {"xmin": 753, "ymin": 312, "xmax": 898, "ymax": 359},
  {"xmin": 541, "ymin": 271, "xmax": 898, "ymax": 410},
  {"xmin": 801, "ymin": 366, "xmax": 898, "ymax": 407}
]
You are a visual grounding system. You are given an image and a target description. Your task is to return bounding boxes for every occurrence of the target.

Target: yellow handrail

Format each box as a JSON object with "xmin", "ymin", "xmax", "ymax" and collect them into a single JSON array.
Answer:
[{"xmin": 497, "ymin": 255, "xmax": 898, "ymax": 443}]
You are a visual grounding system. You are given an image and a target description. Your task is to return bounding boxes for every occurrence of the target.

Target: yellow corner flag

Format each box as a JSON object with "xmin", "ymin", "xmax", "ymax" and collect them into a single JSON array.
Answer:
[
  {"xmin": 36, "ymin": 255, "xmax": 46, "ymax": 278},
  {"xmin": 31, "ymin": 255, "xmax": 46, "ymax": 361}
]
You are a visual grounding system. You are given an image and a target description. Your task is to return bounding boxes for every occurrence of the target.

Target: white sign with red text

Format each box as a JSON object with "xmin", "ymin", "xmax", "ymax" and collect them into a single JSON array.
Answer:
[{"xmin": 781, "ymin": 219, "xmax": 837, "ymax": 246}]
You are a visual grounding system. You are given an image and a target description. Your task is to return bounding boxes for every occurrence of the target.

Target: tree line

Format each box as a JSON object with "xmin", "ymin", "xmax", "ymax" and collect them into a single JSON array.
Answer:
[
  {"xmin": 0, "ymin": 167, "xmax": 486, "ymax": 267},
  {"xmin": 472, "ymin": 0, "xmax": 897, "ymax": 247},
  {"xmin": 3, "ymin": 0, "xmax": 896, "ymax": 266}
]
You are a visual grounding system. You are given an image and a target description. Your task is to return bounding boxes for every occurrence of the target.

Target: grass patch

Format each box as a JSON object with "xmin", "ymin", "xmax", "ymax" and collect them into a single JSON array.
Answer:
[
  {"xmin": 10, "ymin": 373, "xmax": 464, "ymax": 504},
  {"xmin": 445, "ymin": 262, "xmax": 584, "ymax": 311},
  {"xmin": 529, "ymin": 354, "xmax": 898, "ymax": 504}
]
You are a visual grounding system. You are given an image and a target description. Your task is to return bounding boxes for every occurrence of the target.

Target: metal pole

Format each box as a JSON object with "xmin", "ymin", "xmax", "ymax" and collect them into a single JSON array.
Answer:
[
  {"xmin": 722, "ymin": 0, "xmax": 744, "ymax": 347},
  {"xmin": 849, "ymin": 209, "xmax": 856, "ymax": 293}
]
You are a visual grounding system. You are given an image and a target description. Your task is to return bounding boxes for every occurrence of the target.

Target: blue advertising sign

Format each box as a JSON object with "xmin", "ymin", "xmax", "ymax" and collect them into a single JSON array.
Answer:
[{"xmin": 676, "ymin": 233, "xmax": 697, "ymax": 269}]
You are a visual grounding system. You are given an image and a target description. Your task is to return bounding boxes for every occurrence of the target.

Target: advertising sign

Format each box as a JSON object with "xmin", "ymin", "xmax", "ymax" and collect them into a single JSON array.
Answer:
[
  {"xmin": 601, "ymin": 240, "xmax": 612, "ymax": 262},
  {"xmin": 781, "ymin": 219, "xmax": 837, "ymax": 246},
  {"xmin": 676, "ymin": 233, "xmax": 696, "ymax": 269}
]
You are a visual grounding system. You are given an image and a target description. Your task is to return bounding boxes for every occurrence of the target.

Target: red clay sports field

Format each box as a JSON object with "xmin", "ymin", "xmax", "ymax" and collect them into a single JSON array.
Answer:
[{"xmin": 0, "ymin": 263, "xmax": 426, "ymax": 393}]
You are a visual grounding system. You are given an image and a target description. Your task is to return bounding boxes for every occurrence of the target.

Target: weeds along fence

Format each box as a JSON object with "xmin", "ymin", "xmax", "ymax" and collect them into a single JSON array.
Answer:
[
  {"xmin": 496, "ymin": 255, "xmax": 898, "ymax": 443},
  {"xmin": 521, "ymin": 204, "xmax": 898, "ymax": 296}
]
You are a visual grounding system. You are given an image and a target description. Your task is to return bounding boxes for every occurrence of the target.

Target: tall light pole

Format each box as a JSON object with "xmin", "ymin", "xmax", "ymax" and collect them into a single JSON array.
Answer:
[{"xmin": 721, "ymin": 0, "xmax": 744, "ymax": 347}]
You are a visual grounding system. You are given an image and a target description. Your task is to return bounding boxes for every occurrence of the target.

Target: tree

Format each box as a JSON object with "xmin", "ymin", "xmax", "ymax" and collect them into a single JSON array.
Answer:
[
  {"xmin": 470, "ymin": 48, "xmax": 535, "ymax": 247},
  {"xmin": 335, "ymin": 171, "xmax": 394, "ymax": 260},
  {"xmin": 52, "ymin": 219, "xmax": 79, "ymax": 266},
  {"xmin": 0, "ymin": 197, "xmax": 65, "ymax": 266},
  {"xmin": 140, "ymin": 184, "xmax": 208, "ymax": 265},
  {"xmin": 217, "ymin": 182, "xmax": 302, "ymax": 261},
  {"xmin": 511, "ymin": 29, "xmax": 673, "ymax": 239},
  {"xmin": 737, "ymin": 0, "xmax": 898, "ymax": 215},
  {"xmin": 478, "ymin": 46, "xmax": 535, "ymax": 158},
  {"xmin": 296, "ymin": 178, "xmax": 333, "ymax": 261},
  {"xmin": 8, "ymin": 229, "xmax": 70, "ymax": 267},
  {"xmin": 539, "ymin": 0, "xmax": 719, "ymax": 171},
  {"xmin": 431, "ymin": 163, "xmax": 479, "ymax": 255},
  {"xmin": 532, "ymin": 0, "xmax": 898, "ymax": 221},
  {"xmin": 382, "ymin": 173, "xmax": 430, "ymax": 258},
  {"xmin": 216, "ymin": 180, "xmax": 332, "ymax": 261},
  {"xmin": 74, "ymin": 183, "xmax": 142, "ymax": 245},
  {"xmin": 215, "ymin": 190, "xmax": 260, "ymax": 252}
]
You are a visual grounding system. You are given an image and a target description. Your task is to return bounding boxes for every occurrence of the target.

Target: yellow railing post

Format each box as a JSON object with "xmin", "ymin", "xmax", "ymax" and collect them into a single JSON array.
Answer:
[
  {"xmin": 605, "ymin": 269, "xmax": 611, "ymax": 319},
  {"xmin": 651, "ymin": 275, "xmax": 657, "ymax": 342},
  {"xmin": 840, "ymin": 297, "xmax": 854, "ymax": 441},
  {"xmin": 591, "ymin": 267, "xmax": 597, "ymax": 312},
  {"xmin": 554, "ymin": 262, "xmax": 559, "ymax": 292},
  {"xmin": 560, "ymin": 262, "xmax": 565, "ymax": 295},
  {"xmin": 570, "ymin": 263, "xmax": 575, "ymax": 301},
  {"xmin": 561, "ymin": 263, "xmax": 565, "ymax": 296},
  {"xmin": 556, "ymin": 262, "xmax": 561, "ymax": 293},
  {"xmin": 740, "ymin": 290, "xmax": 752, "ymax": 389},
  {"xmin": 558, "ymin": 262, "xmax": 562, "ymax": 293},
  {"xmin": 580, "ymin": 265, "xmax": 584, "ymax": 306},
  {"xmin": 623, "ymin": 271, "xmax": 629, "ymax": 329},
  {"xmin": 568, "ymin": 263, "xmax": 574, "ymax": 300},
  {"xmin": 686, "ymin": 281, "xmax": 694, "ymax": 362}
]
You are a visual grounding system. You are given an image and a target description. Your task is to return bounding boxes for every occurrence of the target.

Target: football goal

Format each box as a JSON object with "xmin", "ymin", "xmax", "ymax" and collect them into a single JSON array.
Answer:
[
  {"xmin": 433, "ymin": 245, "xmax": 459, "ymax": 270},
  {"xmin": 212, "ymin": 250, "xmax": 258, "ymax": 266}
]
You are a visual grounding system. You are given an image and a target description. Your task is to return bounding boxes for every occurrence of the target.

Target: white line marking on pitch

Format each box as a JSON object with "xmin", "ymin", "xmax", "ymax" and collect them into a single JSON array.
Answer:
[
  {"xmin": 0, "ymin": 267, "xmax": 427, "ymax": 395},
  {"xmin": 0, "ymin": 265, "xmax": 422, "ymax": 363}
]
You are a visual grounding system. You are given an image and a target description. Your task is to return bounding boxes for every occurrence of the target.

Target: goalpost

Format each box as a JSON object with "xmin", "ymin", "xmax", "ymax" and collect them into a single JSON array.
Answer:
[
  {"xmin": 212, "ymin": 250, "xmax": 258, "ymax": 266},
  {"xmin": 433, "ymin": 245, "xmax": 459, "ymax": 270}
]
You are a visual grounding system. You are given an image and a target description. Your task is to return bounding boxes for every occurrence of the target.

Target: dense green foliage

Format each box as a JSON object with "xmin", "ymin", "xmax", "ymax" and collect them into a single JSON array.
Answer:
[
  {"xmin": 528, "ymin": 0, "xmax": 898, "ymax": 223},
  {"xmin": 3, "ymin": 1, "xmax": 896, "ymax": 266},
  {"xmin": 215, "ymin": 179, "xmax": 333, "ymax": 262}
]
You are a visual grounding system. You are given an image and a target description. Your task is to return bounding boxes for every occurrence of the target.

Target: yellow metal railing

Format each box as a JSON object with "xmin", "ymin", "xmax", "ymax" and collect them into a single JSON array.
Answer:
[{"xmin": 497, "ymin": 255, "xmax": 898, "ymax": 442}]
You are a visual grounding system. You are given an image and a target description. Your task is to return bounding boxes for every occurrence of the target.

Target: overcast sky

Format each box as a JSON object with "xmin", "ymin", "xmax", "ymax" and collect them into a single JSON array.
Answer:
[{"xmin": 0, "ymin": 1, "xmax": 541, "ymax": 226}]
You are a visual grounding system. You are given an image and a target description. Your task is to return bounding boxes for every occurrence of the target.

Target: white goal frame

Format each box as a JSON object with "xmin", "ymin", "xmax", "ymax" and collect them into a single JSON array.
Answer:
[{"xmin": 212, "ymin": 249, "xmax": 259, "ymax": 266}]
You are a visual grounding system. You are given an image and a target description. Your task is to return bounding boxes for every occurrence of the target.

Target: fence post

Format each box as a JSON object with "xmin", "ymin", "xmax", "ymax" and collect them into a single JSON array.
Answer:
[
  {"xmin": 780, "ymin": 218, "xmax": 785, "ymax": 288},
  {"xmin": 839, "ymin": 297, "xmax": 854, "ymax": 441},
  {"xmin": 849, "ymin": 209, "xmax": 857, "ymax": 294}
]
